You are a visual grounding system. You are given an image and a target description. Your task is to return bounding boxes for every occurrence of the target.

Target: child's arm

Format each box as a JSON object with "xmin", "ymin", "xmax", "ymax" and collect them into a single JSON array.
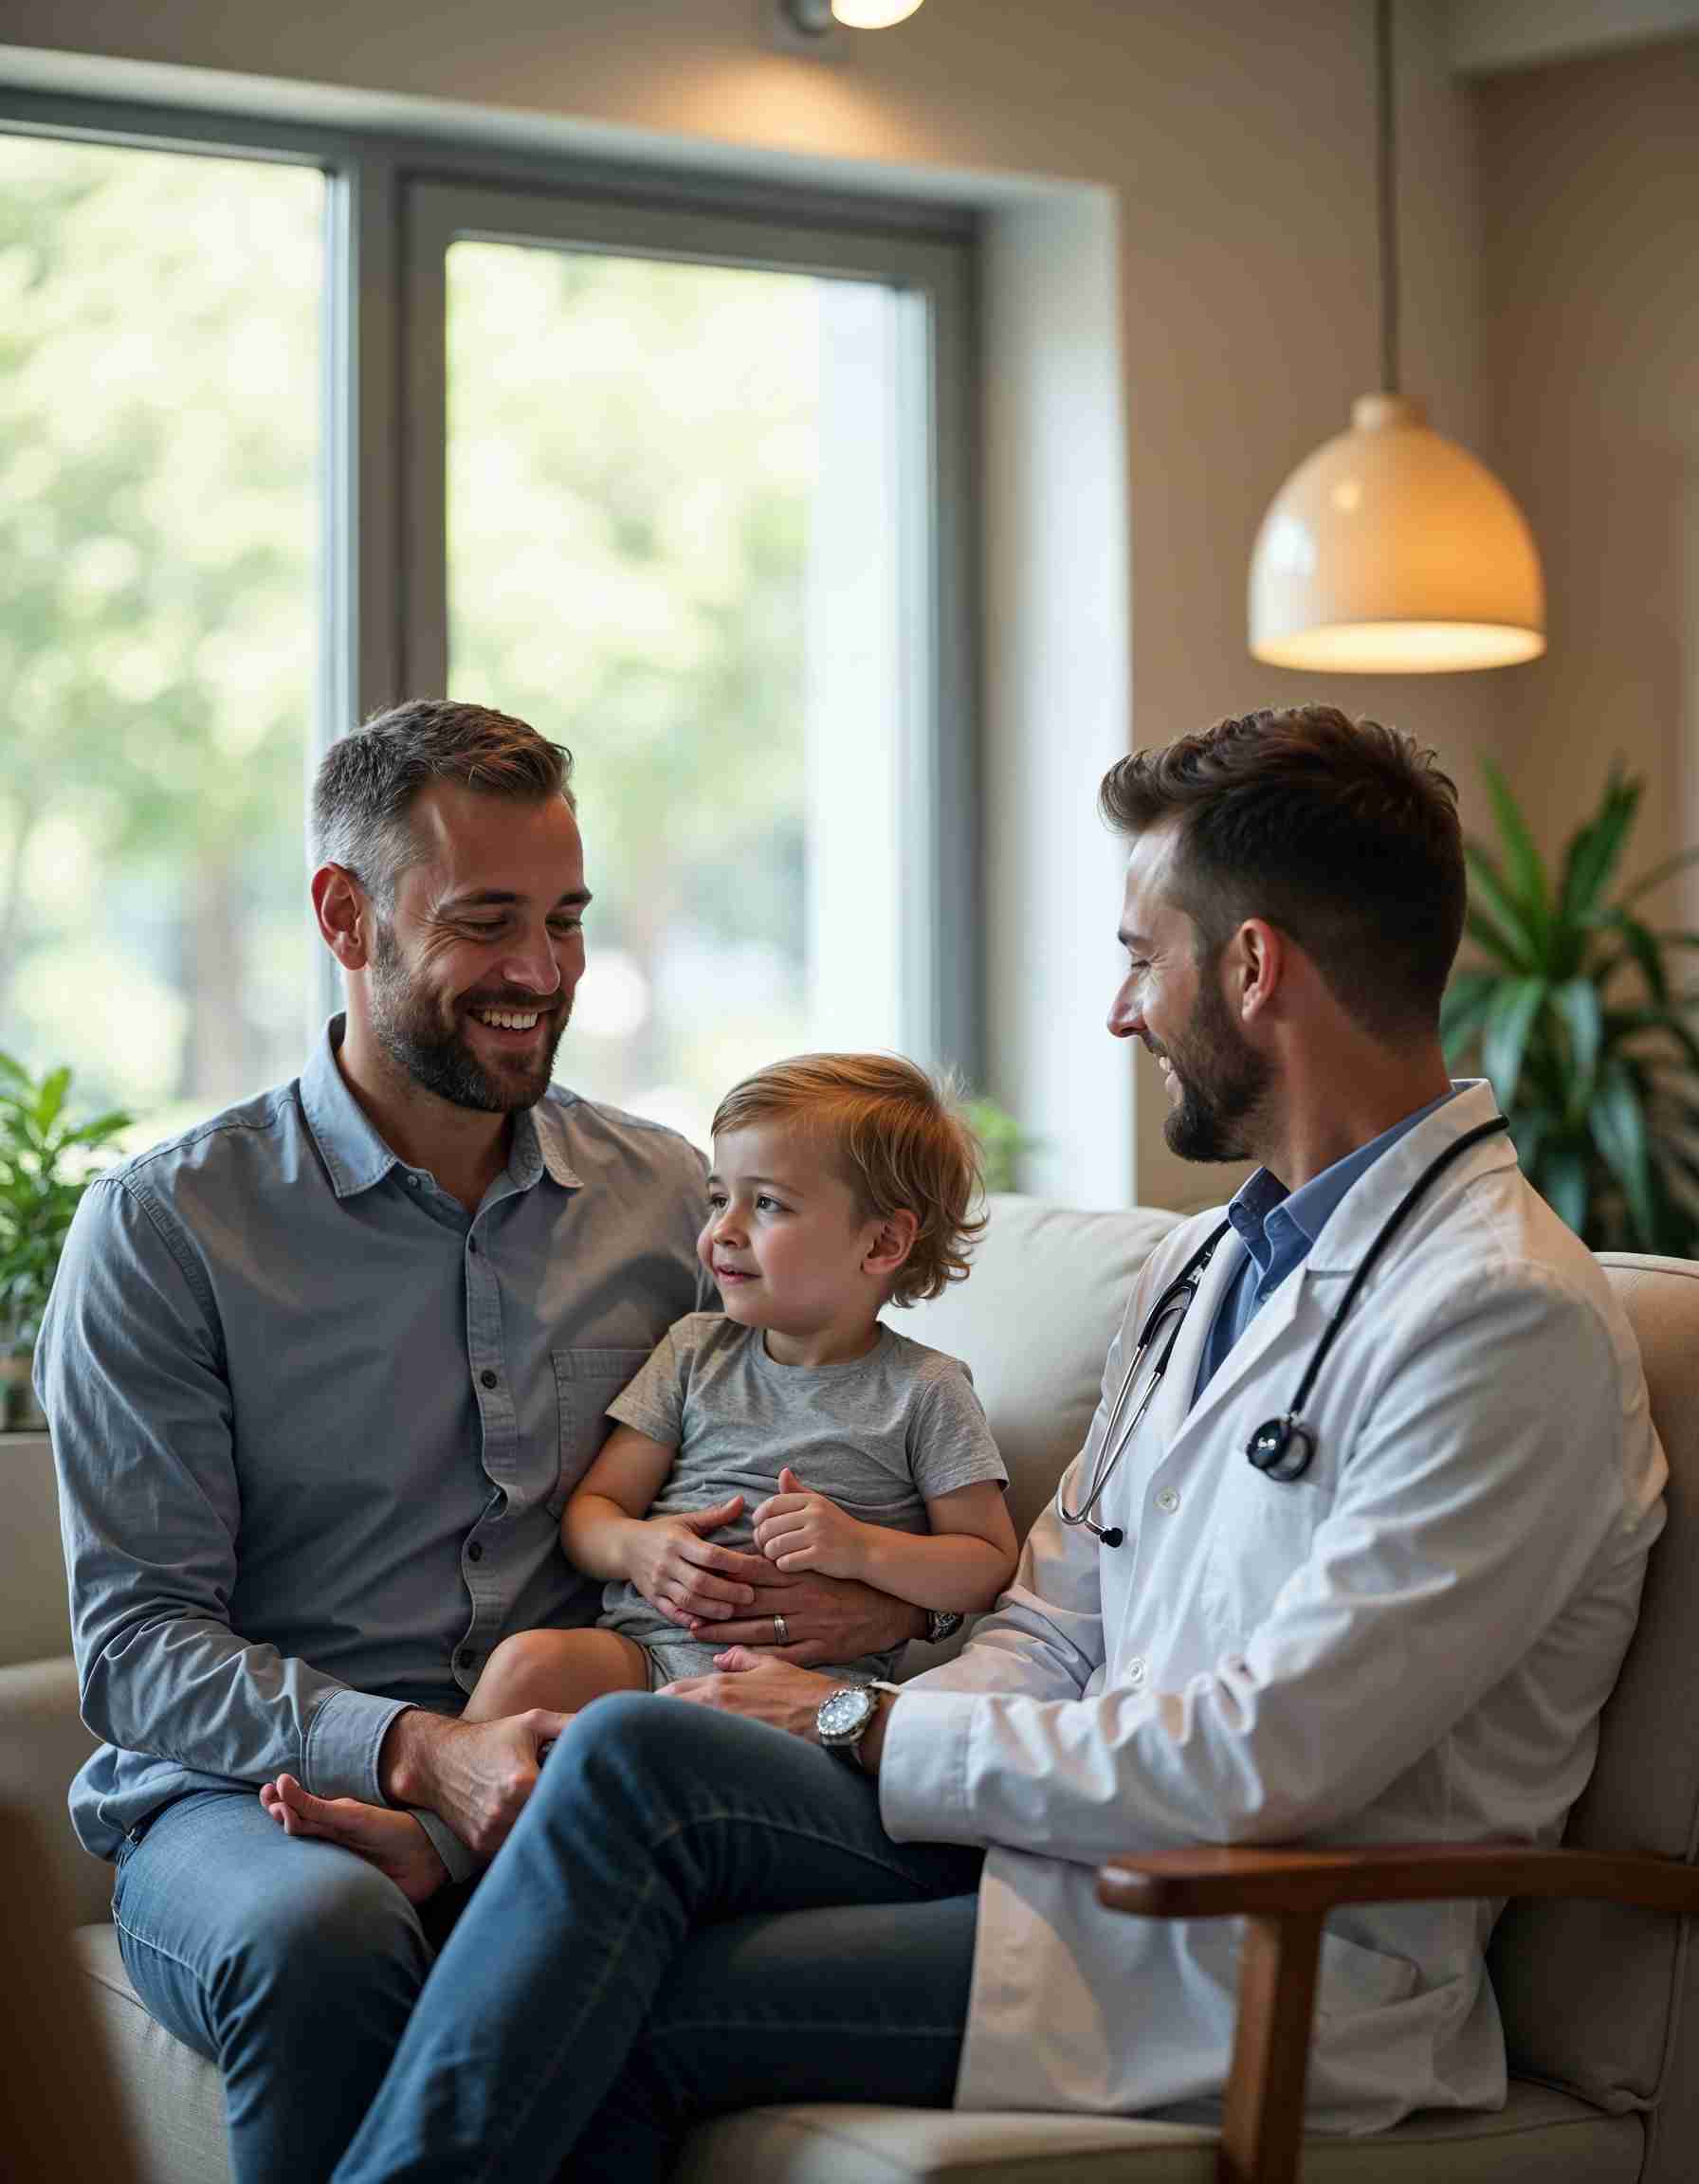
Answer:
[
  {"xmin": 564, "ymin": 1425, "xmax": 766, "ymax": 1627},
  {"xmin": 752, "ymin": 1465, "xmax": 1017, "ymax": 1613}
]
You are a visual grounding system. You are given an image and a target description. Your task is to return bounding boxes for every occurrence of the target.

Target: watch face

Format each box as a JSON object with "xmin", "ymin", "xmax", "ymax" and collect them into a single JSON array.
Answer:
[{"xmin": 818, "ymin": 1686, "xmax": 873, "ymax": 1739}]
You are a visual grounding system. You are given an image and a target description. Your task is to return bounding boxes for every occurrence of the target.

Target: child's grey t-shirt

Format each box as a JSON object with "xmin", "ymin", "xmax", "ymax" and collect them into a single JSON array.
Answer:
[{"xmin": 597, "ymin": 1312, "xmax": 1007, "ymax": 1682}]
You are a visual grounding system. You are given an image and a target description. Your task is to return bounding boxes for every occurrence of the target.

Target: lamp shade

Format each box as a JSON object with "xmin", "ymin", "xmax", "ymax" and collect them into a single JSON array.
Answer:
[
  {"xmin": 831, "ymin": 0, "xmax": 924, "ymax": 23},
  {"xmin": 1248, "ymin": 393, "xmax": 1545, "ymax": 672}
]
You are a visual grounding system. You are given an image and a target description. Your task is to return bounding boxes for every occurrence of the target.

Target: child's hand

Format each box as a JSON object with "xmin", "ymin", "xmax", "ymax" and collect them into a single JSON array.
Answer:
[
  {"xmin": 626, "ymin": 1499, "xmax": 769, "ymax": 1628},
  {"xmin": 752, "ymin": 1467, "xmax": 868, "ymax": 1582}
]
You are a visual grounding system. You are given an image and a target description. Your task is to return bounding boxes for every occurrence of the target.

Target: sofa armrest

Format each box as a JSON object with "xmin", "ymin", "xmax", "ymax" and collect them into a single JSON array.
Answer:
[{"xmin": 1095, "ymin": 1841, "xmax": 1699, "ymax": 2184}]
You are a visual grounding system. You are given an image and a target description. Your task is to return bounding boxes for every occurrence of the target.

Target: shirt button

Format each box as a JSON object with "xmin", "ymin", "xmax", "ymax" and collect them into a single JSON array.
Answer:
[
  {"xmin": 406, "ymin": 1174, "xmax": 420, "ymax": 1188},
  {"xmin": 467, "ymin": 1236, "xmax": 478, "ymax": 1254},
  {"xmin": 467, "ymin": 1541, "xmax": 484, "ymax": 1562},
  {"xmin": 456, "ymin": 1647, "xmax": 476, "ymax": 1670},
  {"xmin": 480, "ymin": 1369, "xmax": 498, "ymax": 1389},
  {"xmin": 1156, "ymin": 1487, "xmax": 1180, "ymax": 1514},
  {"xmin": 1127, "ymin": 1656, "xmax": 1147, "ymax": 1687}
]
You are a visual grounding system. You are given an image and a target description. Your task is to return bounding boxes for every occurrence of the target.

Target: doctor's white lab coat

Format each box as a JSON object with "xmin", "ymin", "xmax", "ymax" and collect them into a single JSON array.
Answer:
[{"xmin": 878, "ymin": 1082, "xmax": 1667, "ymax": 2131}]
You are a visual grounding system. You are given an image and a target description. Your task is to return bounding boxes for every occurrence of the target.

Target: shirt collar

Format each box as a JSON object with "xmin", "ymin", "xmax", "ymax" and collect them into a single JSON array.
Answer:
[
  {"xmin": 1226, "ymin": 1083, "xmax": 1462, "ymax": 1281},
  {"xmin": 300, "ymin": 1016, "xmax": 405, "ymax": 1199},
  {"xmin": 301, "ymin": 1014, "xmax": 582, "ymax": 1200}
]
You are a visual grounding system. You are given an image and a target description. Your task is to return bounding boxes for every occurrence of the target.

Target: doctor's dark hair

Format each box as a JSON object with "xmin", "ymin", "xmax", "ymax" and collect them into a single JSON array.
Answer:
[
  {"xmin": 311, "ymin": 700, "xmax": 575, "ymax": 907},
  {"xmin": 1098, "ymin": 705, "xmax": 1466, "ymax": 1040},
  {"xmin": 710, "ymin": 1052, "xmax": 986, "ymax": 1311}
]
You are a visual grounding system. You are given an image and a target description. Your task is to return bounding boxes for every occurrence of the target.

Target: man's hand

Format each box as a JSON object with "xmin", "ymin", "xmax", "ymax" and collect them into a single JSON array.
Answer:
[
  {"xmin": 703, "ymin": 1569, "xmax": 927, "ymax": 1665},
  {"xmin": 752, "ymin": 1466, "xmax": 869, "ymax": 1581},
  {"xmin": 667, "ymin": 1648, "xmax": 898, "ymax": 1776},
  {"xmin": 624, "ymin": 1497, "xmax": 772, "ymax": 1629},
  {"xmin": 379, "ymin": 1706, "xmax": 568, "ymax": 1866},
  {"xmin": 666, "ymin": 1650, "xmax": 838, "ymax": 1739}
]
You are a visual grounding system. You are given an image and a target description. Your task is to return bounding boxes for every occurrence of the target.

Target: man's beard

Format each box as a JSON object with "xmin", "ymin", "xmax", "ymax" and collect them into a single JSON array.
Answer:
[
  {"xmin": 1159, "ymin": 956, "xmax": 1270, "ymax": 1164},
  {"xmin": 367, "ymin": 919, "xmax": 570, "ymax": 1114}
]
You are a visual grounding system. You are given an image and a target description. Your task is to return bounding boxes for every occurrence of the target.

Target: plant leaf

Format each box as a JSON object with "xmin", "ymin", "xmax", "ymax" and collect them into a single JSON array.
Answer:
[
  {"xmin": 1464, "ymin": 844, "xmax": 1541, "ymax": 971},
  {"xmin": 1541, "ymin": 1142, "xmax": 1590, "ymax": 1236},
  {"xmin": 1549, "ymin": 978, "xmax": 1603, "ymax": 1113},
  {"xmin": 1596, "ymin": 911, "xmax": 1671, "ymax": 1005},
  {"xmin": 1592, "ymin": 1064, "xmax": 1658, "ymax": 1248},
  {"xmin": 1618, "ymin": 845, "xmax": 1699, "ymax": 909},
  {"xmin": 1561, "ymin": 765, "xmax": 1640, "ymax": 929},
  {"xmin": 1481, "ymin": 758, "xmax": 1552, "ymax": 943},
  {"xmin": 1481, "ymin": 978, "xmax": 1547, "ymax": 1109},
  {"xmin": 32, "ymin": 1067, "xmax": 70, "ymax": 1136},
  {"xmin": 1439, "ymin": 973, "xmax": 1499, "ymax": 1063}
]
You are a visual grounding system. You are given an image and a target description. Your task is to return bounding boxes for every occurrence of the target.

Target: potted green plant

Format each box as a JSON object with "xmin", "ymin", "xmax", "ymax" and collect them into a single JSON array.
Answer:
[
  {"xmin": 965, "ymin": 1095, "xmax": 1039, "ymax": 1197},
  {"xmin": 1441, "ymin": 761, "xmax": 1699, "ymax": 1255},
  {"xmin": 0, "ymin": 1053, "xmax": 130, "ymax": 1431}
]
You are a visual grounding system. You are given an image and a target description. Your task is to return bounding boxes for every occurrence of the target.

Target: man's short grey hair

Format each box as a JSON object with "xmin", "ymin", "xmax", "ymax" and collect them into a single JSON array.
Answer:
[{"xmin": 311, "ymin": 700, "xmax": 575, "ymax": 906}]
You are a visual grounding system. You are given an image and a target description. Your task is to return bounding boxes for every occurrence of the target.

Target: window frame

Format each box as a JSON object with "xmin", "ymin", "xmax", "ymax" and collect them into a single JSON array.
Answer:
[{"xmin": 0, "ymin": 84, "xmax": 982, "ymax": 1087}]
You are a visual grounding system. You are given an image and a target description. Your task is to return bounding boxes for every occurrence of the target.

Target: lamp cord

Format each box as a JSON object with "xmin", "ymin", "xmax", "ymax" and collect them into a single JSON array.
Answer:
[{"xmin": 1377, "ymin": 0, "xmax": 1399, "ymax": 394}]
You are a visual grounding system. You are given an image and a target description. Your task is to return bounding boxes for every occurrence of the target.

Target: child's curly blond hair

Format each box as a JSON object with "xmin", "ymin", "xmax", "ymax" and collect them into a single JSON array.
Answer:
[{"xmin": 710, "ymin": 1052, "xmax": 987, "ymax": 1312}]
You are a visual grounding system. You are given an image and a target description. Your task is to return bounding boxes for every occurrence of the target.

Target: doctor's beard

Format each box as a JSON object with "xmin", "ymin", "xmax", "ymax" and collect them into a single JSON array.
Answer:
[{"xmin": 1158, "ymin": 958, "xmax": 1271, "ymax": 1164}]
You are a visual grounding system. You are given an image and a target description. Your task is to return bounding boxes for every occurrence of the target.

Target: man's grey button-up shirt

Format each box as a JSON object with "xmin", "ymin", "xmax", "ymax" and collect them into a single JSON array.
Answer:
[{"xmin": 37, "ymin": 1015, "xmax": 710, "ymax": 1861}]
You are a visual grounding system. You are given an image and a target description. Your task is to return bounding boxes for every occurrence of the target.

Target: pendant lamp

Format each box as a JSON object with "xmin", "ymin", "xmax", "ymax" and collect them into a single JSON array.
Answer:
[{"xmin": 1248, "ymin": 0, "xmax": 1544, "ymax": 673}]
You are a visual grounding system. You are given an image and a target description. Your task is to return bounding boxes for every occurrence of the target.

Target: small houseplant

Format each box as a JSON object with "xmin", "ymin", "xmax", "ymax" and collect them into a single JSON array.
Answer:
[
  {"xmin": 1441, "ymin": 761, "xmax": 1699, "ymax": 1255},
  {"xmin": 0, "ymin": 1052, "xmax": 130, "ymax": 1430},
  {"xmin": 965, "ymin": 1095, "xmax": 1038, "ymax": 1196}
]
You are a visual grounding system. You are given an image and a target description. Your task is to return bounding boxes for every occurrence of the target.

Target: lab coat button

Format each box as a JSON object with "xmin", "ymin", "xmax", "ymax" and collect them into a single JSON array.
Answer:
[
  {"xmin": 1155, "ymin": 1487, "xmax": 1179, "ymax": 1513},
  {"xmin": 1127, "ymin": 1656, "xmax": 1147, "ymax": 1686}
]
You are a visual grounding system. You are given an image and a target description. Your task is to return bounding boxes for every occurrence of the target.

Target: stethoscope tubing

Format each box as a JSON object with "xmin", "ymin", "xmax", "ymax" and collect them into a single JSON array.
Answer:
[{"xmin": 1056, "ymin": 1116, "xmax": 1510, "ymax": 1544}]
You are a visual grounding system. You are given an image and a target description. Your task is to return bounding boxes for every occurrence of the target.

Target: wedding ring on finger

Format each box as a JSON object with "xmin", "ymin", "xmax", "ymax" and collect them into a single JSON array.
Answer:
[{"xmin": 773, "ymin": 1612, "xmax": 791, "ymax": 1645}]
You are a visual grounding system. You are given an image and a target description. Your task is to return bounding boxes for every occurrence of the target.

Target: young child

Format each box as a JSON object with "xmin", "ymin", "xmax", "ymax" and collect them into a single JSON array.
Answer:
[
  {"xmin": 261, "ymin": 1052, "xmax": 1014, "ymax": 1887},
  {"xmin": 461, "ymin": 1049, "xmax": 1016, "ymax": 1720}
]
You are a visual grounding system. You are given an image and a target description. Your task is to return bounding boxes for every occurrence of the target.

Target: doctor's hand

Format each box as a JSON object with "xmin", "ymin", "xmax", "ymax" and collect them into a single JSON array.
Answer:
[
  {"xmin": 664, "ymin": 1650, "xmax": 837, "ymax": 1742},
  {"xmin": 752, "ymin": 1467, "xmax": 869, "ymax": 1581}
]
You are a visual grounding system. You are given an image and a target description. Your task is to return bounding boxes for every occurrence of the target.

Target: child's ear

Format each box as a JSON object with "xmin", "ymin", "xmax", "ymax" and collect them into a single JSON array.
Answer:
[{"xmin": 863, "ymin": 1209, "xmax": 919, "ymax": 1277}]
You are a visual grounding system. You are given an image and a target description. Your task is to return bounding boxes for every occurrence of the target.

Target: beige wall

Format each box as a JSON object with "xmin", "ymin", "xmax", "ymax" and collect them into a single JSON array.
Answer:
[
  {"xmin": 1480, "ymin": 35, "xmax": 1699, "ymax": 927},
  {"xmin": 1, "ymin": 0, "xmax": 1520, "ymax": 1207}
]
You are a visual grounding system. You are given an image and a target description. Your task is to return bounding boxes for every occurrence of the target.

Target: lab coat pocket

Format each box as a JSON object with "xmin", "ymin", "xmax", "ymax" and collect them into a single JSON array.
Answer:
[
  {"xmin": 548, "ymin": 1348, "xmax": 651, "ymax": 1516},
  {"xmin": 1313, "ymin": 1926, "xmax": 1420, "ymax": 2024},
  {"xmin": 1199, "ymin": 1466, "xmax": 1331, "ymax": 1644}
]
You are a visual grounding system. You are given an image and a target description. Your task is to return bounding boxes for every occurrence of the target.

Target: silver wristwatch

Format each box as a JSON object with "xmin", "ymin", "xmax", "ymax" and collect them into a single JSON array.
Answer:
[
  {"xmin": 925, "ymin": 1609, "xmax": 963, "ymax": 1647},
  {"xmin": 815, "ymin": 1681, "xmax": 899, "ymax": 1769}
]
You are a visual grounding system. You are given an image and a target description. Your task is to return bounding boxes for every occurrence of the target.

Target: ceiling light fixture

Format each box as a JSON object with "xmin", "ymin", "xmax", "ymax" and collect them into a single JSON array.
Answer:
[
  {"xmin": 786, "ymin": 0, "xmax": 926, "ymax": 31},
  {"xmin": 1247, "ymin": 0, "xmax": 1544, "ymax": 673}
]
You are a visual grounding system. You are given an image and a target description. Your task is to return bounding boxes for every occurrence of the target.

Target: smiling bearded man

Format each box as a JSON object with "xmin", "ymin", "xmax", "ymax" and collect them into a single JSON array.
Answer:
[{"xmin": 35, "ymin": 699, "xmax": 930, "ymax": 2184}]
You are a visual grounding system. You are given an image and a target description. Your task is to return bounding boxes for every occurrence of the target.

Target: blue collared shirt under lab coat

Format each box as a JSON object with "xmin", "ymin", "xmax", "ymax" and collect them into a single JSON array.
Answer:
[{"xmin": 1194, "ymin": 1085, "xmax": 1459, "ymax": 1403}]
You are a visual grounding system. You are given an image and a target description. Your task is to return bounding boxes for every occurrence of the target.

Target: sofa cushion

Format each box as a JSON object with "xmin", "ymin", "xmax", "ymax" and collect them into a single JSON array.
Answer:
[
  {"xmin": 1489, "ymin": 1255, "xmax": 1699, "ymax": 2122},
  {"xmin": 892, "ymin": 1194, "xmax": 1181, "ymax": 1547},
  {"xmin": 78, "ymin": 1923, "xmax": 232, "ymax": 2184},
  {"xmin": 0, "ymin": 1430, "xmax": 74, "ymax": 1664},
  {"xmin": 672, "ymin": 2084, "xmax": 1637, "ymax": 2183},
  {"xmin": 0, "ymin": 1654, "xmax": 108, "ymax": 1928},
  {"xmin": 79, "ymin": 1922, "xmax": 1637, "ymax": 2184}
]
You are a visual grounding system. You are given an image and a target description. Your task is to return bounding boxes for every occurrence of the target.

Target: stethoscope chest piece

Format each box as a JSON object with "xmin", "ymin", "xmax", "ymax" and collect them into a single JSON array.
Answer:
[{"xmin": 1245, "ymin": 1414, "xmax": 1316, "ymax": 1483}]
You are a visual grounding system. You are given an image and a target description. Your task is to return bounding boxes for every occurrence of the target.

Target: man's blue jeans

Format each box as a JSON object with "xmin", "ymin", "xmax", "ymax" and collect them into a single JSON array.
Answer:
[
  {"xmin": 110, "ymin": 1788, "xmax": 473, "ymax": 2184},
  {"xmin": 333, "ymin": 1693, "xmax": 984, "ymax": 2184}
]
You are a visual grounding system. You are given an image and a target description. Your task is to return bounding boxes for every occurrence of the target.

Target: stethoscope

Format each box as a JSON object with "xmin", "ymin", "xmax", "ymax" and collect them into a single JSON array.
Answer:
[{"xmin": 1056, "ymin": 1116, "xmax": 1510, "ymax": 1546}]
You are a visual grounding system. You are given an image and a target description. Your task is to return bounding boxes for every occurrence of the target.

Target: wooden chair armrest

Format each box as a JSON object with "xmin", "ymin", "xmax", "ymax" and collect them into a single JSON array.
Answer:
[
  {"xmin": 1096, "ymin": 1839, "xmax": 1699, "ymax": 1921},
  {"xmin": 1093, "ymin": 1839, "xmax": 1699, "ymax": 2184}
]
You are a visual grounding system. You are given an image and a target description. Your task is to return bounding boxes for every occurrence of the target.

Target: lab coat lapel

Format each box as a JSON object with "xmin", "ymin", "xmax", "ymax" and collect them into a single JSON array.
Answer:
[
  {"xmin": 1134, "ymin": 1222, "xmax": 1250, "ymax": 1451},
  {"xmin": 1168, "ymin": 1242, "xmax": 1312, "ymax": 1453}
]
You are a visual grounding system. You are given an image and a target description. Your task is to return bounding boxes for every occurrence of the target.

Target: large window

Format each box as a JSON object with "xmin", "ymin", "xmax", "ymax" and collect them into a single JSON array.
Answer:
[
  {"xmin": 0, "ymin": 133, "xmax": 323, "ymax": 1143},
  {"xmin": 0, "ymin": 110, "xmax": 976, "ymax": 1155}
]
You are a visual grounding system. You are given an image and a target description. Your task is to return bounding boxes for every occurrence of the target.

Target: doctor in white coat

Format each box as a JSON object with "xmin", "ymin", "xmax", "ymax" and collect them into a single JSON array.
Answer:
[{"xmin": 322, "ymin": 703, "xmax": 1668, "ymax": 2184}]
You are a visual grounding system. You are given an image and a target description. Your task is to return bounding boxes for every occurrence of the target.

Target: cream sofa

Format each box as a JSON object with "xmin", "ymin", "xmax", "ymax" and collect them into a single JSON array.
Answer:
[{"xmin": 3, "ymin": 1194, "xmax": 1696, "ymax": 2182}]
